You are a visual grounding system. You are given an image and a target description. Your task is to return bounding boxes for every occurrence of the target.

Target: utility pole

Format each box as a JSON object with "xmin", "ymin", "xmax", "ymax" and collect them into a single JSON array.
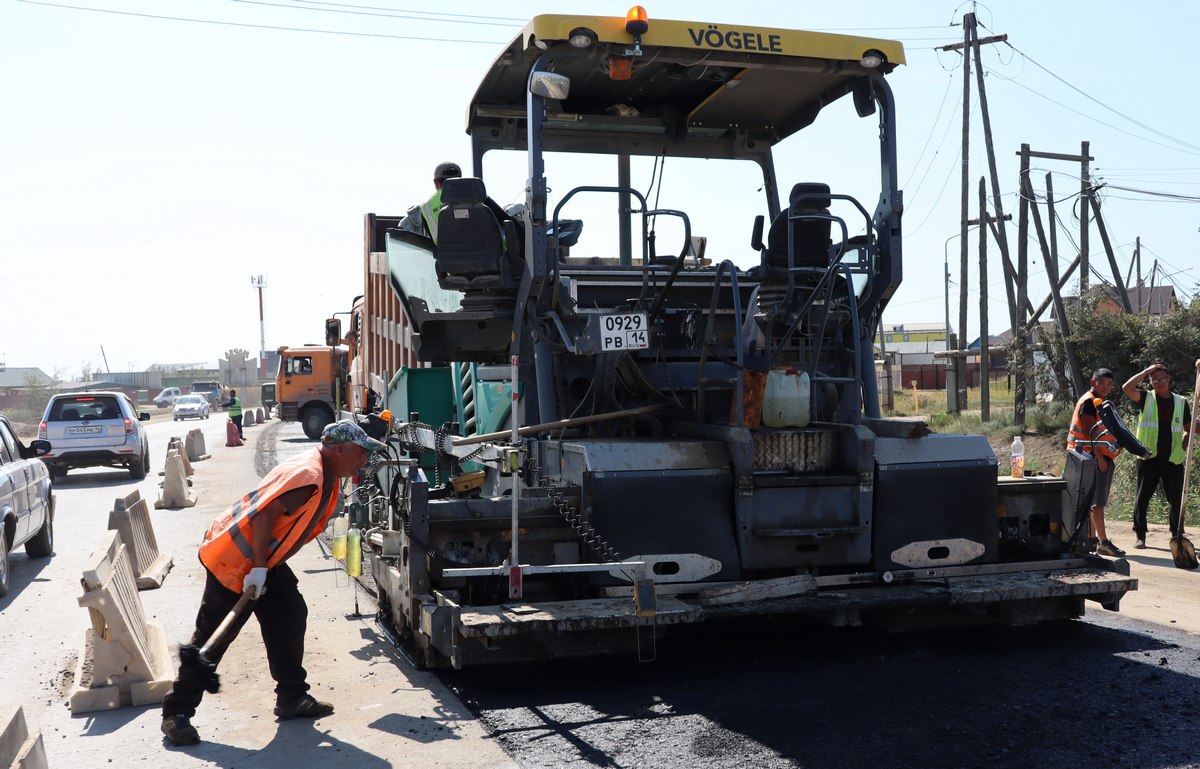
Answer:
[
  {"xmin": 978, "ymin": 177, "xmax": 989, "ymax": 422},
  {"xmin": 250, "ymin": 275, "xmax": 268, "ymax": 379},
  {"xmin": 1080, "ymin": 141, "xmax": 1090, "ymax": 292},
  {"xmin": 941, "ymin": 14, "xmax": 1009, "ymax": 413}
]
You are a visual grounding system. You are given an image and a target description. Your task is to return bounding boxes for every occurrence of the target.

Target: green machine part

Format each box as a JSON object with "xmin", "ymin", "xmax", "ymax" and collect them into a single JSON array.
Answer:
[{"xmin": 385, "ymin": 367, "xmax": 456, "ymax": 469}]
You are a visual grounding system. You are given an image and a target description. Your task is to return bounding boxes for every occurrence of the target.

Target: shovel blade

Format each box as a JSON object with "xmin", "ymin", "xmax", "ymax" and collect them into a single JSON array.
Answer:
[{"xmin": 1170, "ymin": 535, "xmax": 1198, "ymax": 570}]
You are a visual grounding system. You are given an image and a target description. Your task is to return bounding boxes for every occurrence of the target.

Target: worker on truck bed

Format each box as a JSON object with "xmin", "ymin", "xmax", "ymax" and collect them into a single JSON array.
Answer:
[
  {"xmin": 223, "ymin": 389, "xmax": 243, "ymax": 440},
  {"xmin": 1066, "ymin": 368, "xmax": 1125, "ymax": 557},
  {"xmin": 161, "ymin": 420, "xmax": 386, "ymax": 747},
  {"xmin": 398, "ymin": 161, "xmax": 461, "ymax": 243}
]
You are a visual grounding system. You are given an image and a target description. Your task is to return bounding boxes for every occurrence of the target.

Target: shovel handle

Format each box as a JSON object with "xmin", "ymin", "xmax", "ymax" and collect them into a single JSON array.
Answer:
[
  {"xmin": 199, "ymin": 591, "xmax": 257, "ymax": 658},
  {"xmin": 1179, "ymin": 366, "xmax": 1200, "ymax": 537}
]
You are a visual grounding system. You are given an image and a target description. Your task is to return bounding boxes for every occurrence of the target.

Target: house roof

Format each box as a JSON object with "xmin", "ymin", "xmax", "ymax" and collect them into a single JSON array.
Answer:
[
  {"xmin": 1064, "ymin": 285, "xmax": 1177, "ymax": 315},
  {"xmin": 0, "ymin": 367, "xmax": 55, "ymax": 389}
]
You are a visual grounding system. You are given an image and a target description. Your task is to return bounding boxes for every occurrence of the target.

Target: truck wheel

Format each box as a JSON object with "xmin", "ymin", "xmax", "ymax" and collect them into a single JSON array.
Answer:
[
  {"xmin": 25, "ymin": 504, "xmax": 53, "ymax": 558},
  {"xmin": 301, "ymin": 408, "xmax": 332, "ymax": 440}
]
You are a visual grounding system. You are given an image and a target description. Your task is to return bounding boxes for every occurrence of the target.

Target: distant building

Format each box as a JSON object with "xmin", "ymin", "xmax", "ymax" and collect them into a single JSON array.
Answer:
[
  {"xmin": 1065, "ymin": 285, "xmax": 1177, "ymax": 318},
  {"xmin": 877, "ymin": 322, "xmax": 950, "ymax": 346},
  {"xmin": 0, "ymin": 367, "xmax": 55, "ymax": 410}
]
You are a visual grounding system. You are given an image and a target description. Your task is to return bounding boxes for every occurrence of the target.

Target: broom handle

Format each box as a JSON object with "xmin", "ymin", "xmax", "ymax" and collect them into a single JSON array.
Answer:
[
  {"xmin": 1179, "ymin": 366, "xmax": 1200, "ymax": 537},
  {"xmin": 200, "ymin": 591, "xmax": 256, "ymax": 657}
]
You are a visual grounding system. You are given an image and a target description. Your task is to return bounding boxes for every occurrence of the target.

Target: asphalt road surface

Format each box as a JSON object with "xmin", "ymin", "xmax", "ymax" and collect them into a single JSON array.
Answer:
[{"xmin": 442, "ymin": 615, "xmax": 1200, "ymax": 769}]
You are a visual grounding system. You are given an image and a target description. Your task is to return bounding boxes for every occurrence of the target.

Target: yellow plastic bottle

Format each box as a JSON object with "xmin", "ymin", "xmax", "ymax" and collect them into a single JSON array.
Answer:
[
  {"xmin": 346, "ymin": 526, "xmax": 362, "ymax": 577},
  {"xmin": 331, "ymin": 517, "xmax": 348, "ymax": 560}
]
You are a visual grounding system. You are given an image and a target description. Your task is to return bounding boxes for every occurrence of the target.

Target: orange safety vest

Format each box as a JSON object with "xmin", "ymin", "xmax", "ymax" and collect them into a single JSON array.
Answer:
[
  {"xmin": 198, "ymin": 449, "xmax": 337, "ymax": 592},
  {"xmin": 1067, "ymin": 394, "xmax": 1120, "ymax": 460}
]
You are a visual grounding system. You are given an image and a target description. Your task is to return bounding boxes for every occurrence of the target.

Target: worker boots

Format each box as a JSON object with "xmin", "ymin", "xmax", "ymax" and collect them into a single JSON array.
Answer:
[
  {"xmin": 161, "ymin": 714, "xmax": 200, "ymax": 746},
  {"xmin": 273, "ymin": 693, "xmax": 335, "ymax": 720}
]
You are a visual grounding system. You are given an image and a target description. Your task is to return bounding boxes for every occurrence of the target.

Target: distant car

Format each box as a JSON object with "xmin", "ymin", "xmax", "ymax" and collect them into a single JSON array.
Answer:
[
  {"xmin": 153, "ymin": 387, "xmax": 182, "ymax": 409},
  {"xmin": 38, "ymin": 392, "xmax": 151, "ymax": 480},
  {"xmin": 173, "ymin": 394, "xmax": 210, "ymax": 421},
  {"xmin": 0, "ymin": 414, "xmax": 54, "ymax": 596}
]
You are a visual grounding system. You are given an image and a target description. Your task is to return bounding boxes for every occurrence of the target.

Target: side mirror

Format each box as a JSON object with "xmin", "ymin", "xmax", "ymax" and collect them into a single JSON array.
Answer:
[
  {"xmin": 530, "ymin": 71, "xmax": 570, "ymax": 100},
  {"xmin": 325, "ymin": 318, "xmax": 342, "ymax": 346},
  {"xmin": 29, "ymin": 439, "xmax": 51, "ymax": 457},
  {"xmin": 852, "ymin": 77, "xmax": 876, "ymax": 118},
  {"xmin": 139, "ymin": 412, "xmax": 151, "ymax": 421},
  {"xmin": 751, "ymin": 215, "xmax": 765, "ymax": 252}
]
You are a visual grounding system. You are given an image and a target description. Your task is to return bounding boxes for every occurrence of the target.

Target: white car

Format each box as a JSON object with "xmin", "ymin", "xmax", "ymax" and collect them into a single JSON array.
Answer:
[
  {"xmin": 38, "ymin": 392, "xmax": 151, "ymax": 480},
  {"xmin": 0, "ymin": 414, "xmax": 54, "ymax": 596},
  {"xmin": 173, "ymin": 394, "xmax": 211, "ymax": 421},
  {"xmin": 152, "ymin": 386, "xmax": 182, "ymax": 409}
]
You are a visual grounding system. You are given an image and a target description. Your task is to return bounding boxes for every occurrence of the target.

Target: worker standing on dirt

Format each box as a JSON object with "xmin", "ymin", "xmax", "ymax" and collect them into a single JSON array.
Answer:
[
  {"xmin": 222, "ymin": 389, "xmax": 243, "ymax": 440},
  {"xmin": 160, "ymin": 420, "xmax": 386, "ymax": 747},
  {"xmin": 1067, "ymin": 368, "xmax": 1125, "ymax": 557},
  {"xmin": 398, "ymin": 161, "xmax": 461, "ymax": 243},
  {"xmin": 1122, "ymin": 363, "xmax": 1194, "ymax": 549}
]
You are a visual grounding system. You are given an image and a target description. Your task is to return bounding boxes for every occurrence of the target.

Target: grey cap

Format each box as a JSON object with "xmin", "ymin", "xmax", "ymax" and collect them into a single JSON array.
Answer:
[{"xmin": 434, "ymin": 162, "xmax": 462, "ymax": 182}]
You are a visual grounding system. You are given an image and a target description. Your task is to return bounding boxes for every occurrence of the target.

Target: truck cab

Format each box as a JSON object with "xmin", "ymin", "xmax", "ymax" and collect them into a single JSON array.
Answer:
[{"xmin": 275, "ymin": 345, "xmax": 349, "ymax": 439}]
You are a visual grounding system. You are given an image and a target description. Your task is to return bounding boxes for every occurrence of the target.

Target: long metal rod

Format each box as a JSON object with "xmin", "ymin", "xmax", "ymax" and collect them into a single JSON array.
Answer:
[
  {"xmin": 452, "ymin": 403, "xmax": 665, "ymax": 446},
  {"xmin": 509, "ymin": 353, "xmax": 521, "ymax": 599}
]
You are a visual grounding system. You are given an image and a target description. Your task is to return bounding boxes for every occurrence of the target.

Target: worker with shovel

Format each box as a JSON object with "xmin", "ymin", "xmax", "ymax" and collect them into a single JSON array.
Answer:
[
  {"xmin": 1122, "ymin": 362, "xmax": 1198, "ymax": 552},
  {"xmin": 161, "ymin": 420, "xmax": 386, "ymax": 747}
]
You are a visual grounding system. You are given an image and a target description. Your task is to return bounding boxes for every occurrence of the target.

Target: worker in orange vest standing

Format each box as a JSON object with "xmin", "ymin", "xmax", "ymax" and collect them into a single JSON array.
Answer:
[
  {"xmin": 161, "ymin": 420, "xmax": 386, "ymax": 747},
  {"xmin": 1066, "ymin": 368, "xmax": 1125, "ymax": 557}
]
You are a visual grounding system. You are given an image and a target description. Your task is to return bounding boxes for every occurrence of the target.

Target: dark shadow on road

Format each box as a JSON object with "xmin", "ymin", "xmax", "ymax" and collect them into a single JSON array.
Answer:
[{"xmin": 441, "ymin": 615, "xmax": 1197, "ymax": 769}]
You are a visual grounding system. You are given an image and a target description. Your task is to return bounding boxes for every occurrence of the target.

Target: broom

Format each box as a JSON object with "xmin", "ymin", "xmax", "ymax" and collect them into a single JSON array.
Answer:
[{"xmin": 1170, "ymin": 367, "xmax": 1200, "ymax": 570}]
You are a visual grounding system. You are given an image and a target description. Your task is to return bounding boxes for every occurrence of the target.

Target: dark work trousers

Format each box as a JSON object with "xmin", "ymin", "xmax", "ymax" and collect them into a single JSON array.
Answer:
[
  {"xmin": 162, "ymin": 563, "xmax": 310, "ymax": 717},
  {"xmin": 1133, "ymin": 458, "xmax": 1186, "ymax": 538},
  {"xmin": 231, "ymin": 414, "xmax": 244, "ymax": 439}
]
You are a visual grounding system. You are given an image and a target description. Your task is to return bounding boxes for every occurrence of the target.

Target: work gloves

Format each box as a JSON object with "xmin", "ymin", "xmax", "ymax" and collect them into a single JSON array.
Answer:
[{"xmin": 243, "ymin": 567, "xmax": 268, "ymax": 597}]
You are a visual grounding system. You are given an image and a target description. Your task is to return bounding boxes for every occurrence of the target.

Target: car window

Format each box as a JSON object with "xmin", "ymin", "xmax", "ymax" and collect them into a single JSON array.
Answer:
[
  {"xmin": 0, "ymin": 421, "xmax": 17, "ymax": 463},
  {"xmin": 177, "ymin": 395, "xmax": 205, "ymax": 404},
  {"xmin": 48, "ymin": 395, "xmax": 122, "ymax": 421}
]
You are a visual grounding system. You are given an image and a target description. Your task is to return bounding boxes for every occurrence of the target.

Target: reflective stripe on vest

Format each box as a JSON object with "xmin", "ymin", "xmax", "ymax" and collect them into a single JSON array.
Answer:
[
  {"xmin": 1135, "ymin": 393, "xmax": 1186, "ymax": 463},
  {"xmin": 1066, "ymin": 393, "xmax": 1099, "ymax": 452},
  {"xmin": 198, "ymin": 449, "xmax": 335, "ymax": 591},
  {"xmin": 419, "ymin": 189, "xmax": 444, "ymax": 243},
  {"xmin": 228, "ymin": 397, "xmax": 242, "ymax": 417}
]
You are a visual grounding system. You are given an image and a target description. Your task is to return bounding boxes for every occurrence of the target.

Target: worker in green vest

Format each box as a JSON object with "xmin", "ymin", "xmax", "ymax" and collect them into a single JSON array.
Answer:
[
  {"xmin": 398, "ymin": 161, "xmax": 462, "ymax": 243},
  {"xmin": 1122, "ymin": 362, "xmax": 1197, "ymax": 548},
  {"xmin": 223, "ymin": 389, "xmax": 244, "ymax": 440}
]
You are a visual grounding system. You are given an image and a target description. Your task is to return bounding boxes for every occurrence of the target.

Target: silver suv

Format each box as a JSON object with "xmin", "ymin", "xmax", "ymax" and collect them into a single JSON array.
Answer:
[{"xmin": 38, "ymin": 392, "xmax": 151, "ymax": 480}]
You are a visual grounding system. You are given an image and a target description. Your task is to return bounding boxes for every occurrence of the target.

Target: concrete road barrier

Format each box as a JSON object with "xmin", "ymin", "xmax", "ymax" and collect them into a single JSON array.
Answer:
[
  {"xmin": 167, "ymin": 437, "xmax": 195, "ymax": 477},
  {"xmin": 185, "ymin": 427, "xmax": 210, "ymax": 462},
  {"xmin": 108, "ymin": 489, "xmax": 173, "ymax": 589},
  {"xmin": 0, "ymin": 704, "xmax": 48, "ymax": 769},
  {"xmin": 155, "ymin": 449, "xmax": 197, "ymax": 509},
  {"xmin": 70, "ymin": 530, "xmax": 173, "ymax": 714},
  {"xmin": 257, "ymin": 407, "xmax": 266, "ymax": 422},
  {"xmin": 243, "ymin": 409, "xmax": 257, "ymax": 427}
]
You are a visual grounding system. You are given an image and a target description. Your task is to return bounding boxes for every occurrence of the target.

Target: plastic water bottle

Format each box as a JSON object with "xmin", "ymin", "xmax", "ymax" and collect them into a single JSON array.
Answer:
[
  {"xmin": 331, "ymin": 517, "xmax": 348, "ymax": 560},
  {"xmin": 346, "ymin": 526, "xmax": 362, "ymax": 578},
  {"xmin": 1010, "ymin": 435, "xmax": 1025, "ymax": 478}
]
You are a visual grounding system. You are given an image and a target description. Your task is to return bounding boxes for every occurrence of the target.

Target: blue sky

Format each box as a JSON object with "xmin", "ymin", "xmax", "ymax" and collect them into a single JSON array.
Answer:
[{"xmin": 3, "ymin": 0, "xmax": 1198, "ymax": 380}]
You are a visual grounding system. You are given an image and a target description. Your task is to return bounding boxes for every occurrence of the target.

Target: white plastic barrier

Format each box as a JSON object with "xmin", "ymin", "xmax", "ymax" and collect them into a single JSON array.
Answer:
[
  {"xmin": 0, "ymin": 704, "xmax": 47, "ymax": 769},
  {"xmin": 107, "ymin": 489, "xmax": 173, "ymax": 589},
  {"xmin": 70, "ymin": 530, "xmax": 173, "ymax": 713},
  {"xmin": 155, "ymin": 449, "xmax": 197, "ymax": 509}
]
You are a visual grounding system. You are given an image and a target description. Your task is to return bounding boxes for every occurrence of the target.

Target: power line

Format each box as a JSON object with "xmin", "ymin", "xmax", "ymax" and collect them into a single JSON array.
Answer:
[
  {"xmin": 290, "ymin": 0, "xmax": 526, "ymax": 23},
  {"xmin": 16, "ymin": 0, "xmax": 509, "ymax": 43},
  {"xmin": 982, "ymin": 25, "xmax": 1200, "ymax": 156},
  {"xmin": 229, "ymin": 0, "xmax": 522, "ymax": 27}
]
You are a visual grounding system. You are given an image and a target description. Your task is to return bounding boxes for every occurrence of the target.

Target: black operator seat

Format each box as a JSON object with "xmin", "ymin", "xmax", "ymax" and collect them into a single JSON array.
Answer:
[
  {"xmin": 764, "ymin": 182, "xmax": 833, "ymax": 274},
  {"xmin": 434, "ymin": 177, "xmax": 521, "ymax": 292}
]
